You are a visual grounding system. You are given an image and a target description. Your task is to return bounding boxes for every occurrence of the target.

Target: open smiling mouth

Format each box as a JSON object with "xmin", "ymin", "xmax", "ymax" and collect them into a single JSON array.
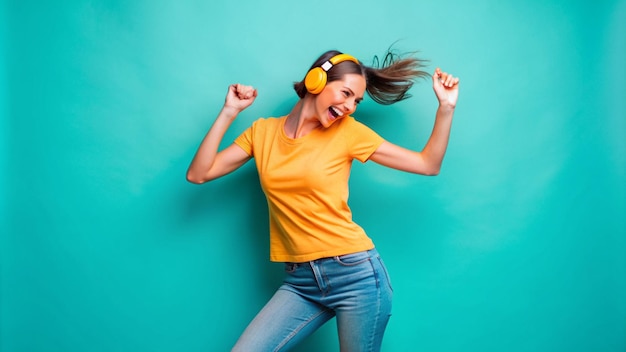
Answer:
[{"xmin": 329, "ymin": 107, "xmax": 343, "ymax": 120}]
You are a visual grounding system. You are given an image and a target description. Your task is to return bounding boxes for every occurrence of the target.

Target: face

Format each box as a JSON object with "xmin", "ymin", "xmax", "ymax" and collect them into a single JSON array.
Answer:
[{"xmin": 314, "ymin": 73, "xmax": 366, "ymax": 127}]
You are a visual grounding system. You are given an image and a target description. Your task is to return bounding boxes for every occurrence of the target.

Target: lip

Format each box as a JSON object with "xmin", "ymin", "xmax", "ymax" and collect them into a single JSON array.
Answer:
[
  {"xmin": 328, "ymin": 106, "xmax": 343, "ymax": 123},
  {"xmin": 327, "ymin": 108, "xmax": 337, "ymax": 122}
]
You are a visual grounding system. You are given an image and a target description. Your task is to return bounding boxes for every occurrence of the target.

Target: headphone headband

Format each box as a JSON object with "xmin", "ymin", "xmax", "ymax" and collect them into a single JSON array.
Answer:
[
  {"xmin": 322, "ymin": 53, "xmax": 359, "ymax": 71},
  {"xmin": 305, "ymin": 53, "xmax": 360, "ymax": 95}
]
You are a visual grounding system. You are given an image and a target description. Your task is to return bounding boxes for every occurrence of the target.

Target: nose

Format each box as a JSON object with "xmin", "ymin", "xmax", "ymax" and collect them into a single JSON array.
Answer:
[{"xmin": 343, "ymin": 98, "xmax": 357, "ymax": 113}]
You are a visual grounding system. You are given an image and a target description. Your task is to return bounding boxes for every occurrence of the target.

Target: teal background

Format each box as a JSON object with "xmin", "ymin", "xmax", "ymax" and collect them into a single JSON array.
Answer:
[{"xmin": 3, "ymin": 0, "xmax": 625, "ymax": 351}]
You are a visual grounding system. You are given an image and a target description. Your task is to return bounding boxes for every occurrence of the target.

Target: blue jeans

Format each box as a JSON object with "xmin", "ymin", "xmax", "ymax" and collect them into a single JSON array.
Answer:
[{"xmin": 232, "ymin": 249, "xmax": 393, "ymax": 352}]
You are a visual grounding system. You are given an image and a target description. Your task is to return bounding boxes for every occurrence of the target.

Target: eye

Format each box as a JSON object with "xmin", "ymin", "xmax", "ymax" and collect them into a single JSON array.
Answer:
[{"xmin": 342, "ymin": 91, "xmax": 350, "ymax": 97}]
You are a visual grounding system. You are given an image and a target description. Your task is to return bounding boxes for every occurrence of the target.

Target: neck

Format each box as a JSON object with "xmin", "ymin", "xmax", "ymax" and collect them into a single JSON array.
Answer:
[{"xmin": 285, "ymin": 99, "xmax": 321, "ymax": 138}]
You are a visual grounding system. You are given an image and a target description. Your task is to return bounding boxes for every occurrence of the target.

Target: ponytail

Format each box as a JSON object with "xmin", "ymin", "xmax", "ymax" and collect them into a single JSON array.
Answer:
[{"xmin": 364, "ymin": 50, "xmax": 430, "ymax": 105}]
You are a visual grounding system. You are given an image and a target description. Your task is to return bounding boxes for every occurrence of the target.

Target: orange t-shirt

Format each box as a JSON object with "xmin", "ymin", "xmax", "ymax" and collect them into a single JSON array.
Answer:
[{"xmin": 234, "ymin": 115, "xmax": 385, "ymax": 262}]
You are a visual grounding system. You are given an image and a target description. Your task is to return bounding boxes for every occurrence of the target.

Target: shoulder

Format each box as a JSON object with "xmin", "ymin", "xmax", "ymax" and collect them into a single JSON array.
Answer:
[
  {"xmin": 333, "ymin": 115, "xmax": 361, "ymax": 130},
  {"xmin": 245, "ymin": 116, "xmax": 285, "ymax": 134},
  {"xmin": 236, "ymin": 116, "xmax": 285, "ymax": 151},
  {"xmin": 249, "ymin": 116, "xmax": 284, "ymax": 129},
  {"xmin": 337, "ymin": 115, "xmax": 376, "ymax": 134},
  {"xmin": 341, "ymin": 115, "xmax": 384, "ymax": 143},
  {"xmin": 339, "ymin": 115, "xmax": 359, "ymax": 126}
]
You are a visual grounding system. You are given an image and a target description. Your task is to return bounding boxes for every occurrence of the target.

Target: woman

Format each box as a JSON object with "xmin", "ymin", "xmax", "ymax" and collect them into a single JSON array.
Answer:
[{"xmin": 187, "ymin": 49, "xmax": 459, "ymax": 351}]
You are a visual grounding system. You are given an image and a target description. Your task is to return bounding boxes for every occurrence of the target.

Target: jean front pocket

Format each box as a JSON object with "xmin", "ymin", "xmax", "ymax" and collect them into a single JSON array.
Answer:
[
  {"xmin": 376, "ymin": 256, "xmax": 394, "ymax": 292},
  {"xmin": 335, "ymin": 251, "xmax": 371, "ymax": 266}
]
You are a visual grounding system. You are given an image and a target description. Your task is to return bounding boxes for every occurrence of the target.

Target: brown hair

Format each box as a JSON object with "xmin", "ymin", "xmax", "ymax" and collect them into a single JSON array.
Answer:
[{"xmin": 293, "ymin": 48, "xmax": 429, "ymax": 105}]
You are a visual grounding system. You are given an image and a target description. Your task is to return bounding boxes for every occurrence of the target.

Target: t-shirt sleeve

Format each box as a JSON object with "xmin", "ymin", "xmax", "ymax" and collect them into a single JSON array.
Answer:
[
  {"xmin": 346, "ymin": 117, "xmax": 385, "ymax": 163},
  {"xmin": 233, "ymin": 124, "xmax": 254, "ymax": 156}
]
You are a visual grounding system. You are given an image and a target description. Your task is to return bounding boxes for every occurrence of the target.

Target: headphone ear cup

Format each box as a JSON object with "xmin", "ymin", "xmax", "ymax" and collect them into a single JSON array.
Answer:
[{"xmin": 304, "ymin": 67, "xmax": 327, "ymax": 95}]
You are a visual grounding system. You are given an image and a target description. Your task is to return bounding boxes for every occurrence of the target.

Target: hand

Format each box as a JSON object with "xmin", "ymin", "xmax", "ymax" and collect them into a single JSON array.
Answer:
[
  {"xmin": 224, "ymin": 83, "xmax": 257, "ymax": 113},
  {"xmin": 432, "ymin": 68, "xmax": 460, "ymax": 108}
]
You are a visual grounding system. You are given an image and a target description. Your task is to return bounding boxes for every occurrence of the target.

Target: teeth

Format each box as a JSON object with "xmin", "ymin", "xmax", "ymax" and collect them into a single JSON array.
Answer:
[{"xmin": 331, "ymin": 107, "xmax": 343, "ymax": 117}]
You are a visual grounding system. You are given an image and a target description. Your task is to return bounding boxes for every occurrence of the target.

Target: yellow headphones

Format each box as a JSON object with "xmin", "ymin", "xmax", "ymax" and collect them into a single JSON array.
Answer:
[{"xmin": 304, "ymin": 53, "xmax": 360, "ymax": 95}]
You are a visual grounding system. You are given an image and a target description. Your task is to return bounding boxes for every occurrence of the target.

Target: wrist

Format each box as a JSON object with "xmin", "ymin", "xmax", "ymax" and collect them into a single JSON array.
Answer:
[
  {"xmin": 220, "ymin": 105, "xmax": 240, "ymax": 120},
  {"xmin": 437, "ymin": 102, "xmax": 456, "ymax": 114}
]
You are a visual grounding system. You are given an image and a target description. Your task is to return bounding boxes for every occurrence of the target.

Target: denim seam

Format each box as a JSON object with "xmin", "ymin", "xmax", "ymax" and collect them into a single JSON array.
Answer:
[
  {"xmin": 321, "ymin": 263, "xmax": 331, "ymax": 295},
  {"xmin": 368, "ymin": 284, "xmax": 382, "ymax": 351},
  {"xmin": 369, "ymin": 257, "xmax": 380, "ymax": 289},
  {"xmin": 364, "ymin": 257, "xmax": 382, "ymax": 351},
  {"xmin": 274, "ymin": 308, "xmax": 332, "ymax": 352},
  {"xmin": 309, "ymin": 261, "xmax": 331, "ymax": 296},
  {"xmin": 376, "ymin": 257, "xmax": 393, "ymax": 292}
]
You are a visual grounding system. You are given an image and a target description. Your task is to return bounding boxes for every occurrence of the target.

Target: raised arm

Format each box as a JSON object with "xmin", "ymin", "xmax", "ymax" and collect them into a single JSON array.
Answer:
[
  {"xmin": 186, "ymin": 84, "xmax": 257, "ymax": 184},
  {"xmin": 369, "ymin": 68, "xmax": 459, "ymax": 176}
]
